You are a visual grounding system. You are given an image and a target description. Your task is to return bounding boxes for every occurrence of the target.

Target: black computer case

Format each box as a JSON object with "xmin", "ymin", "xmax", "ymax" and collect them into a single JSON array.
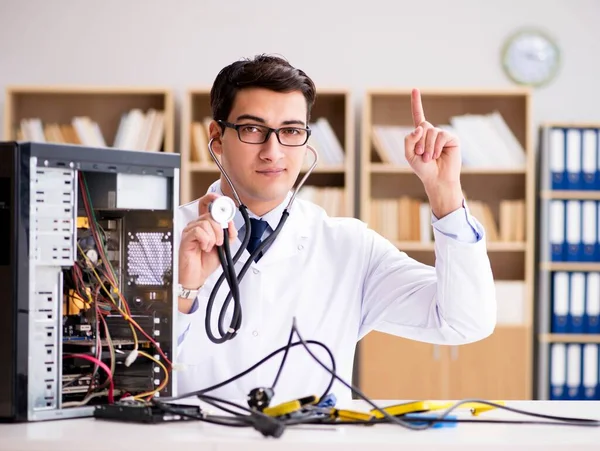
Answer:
[{"xmin": 0, "ymin": 141, "xmax": 180, "ymax": 421}]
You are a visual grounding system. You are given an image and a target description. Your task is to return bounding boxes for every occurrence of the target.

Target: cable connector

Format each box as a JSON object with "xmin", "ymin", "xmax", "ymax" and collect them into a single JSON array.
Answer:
[
  {"xmin": 247, "ymin": 387, "xmax": 274, "ymax": 411},
  {"xmin": 124, "ymin": 350, "xmax": 138, "ymax": 367},
  {"xmin": 171, "ymin": 363, "xmax": 187, "ymax": 372},
  {"xmin": 251, "ymin": 415, "xmax": 285, "ymax": 438},
  {"xmin": 316, "ymin": 393, "xmax": 337, "ymax": 408}
]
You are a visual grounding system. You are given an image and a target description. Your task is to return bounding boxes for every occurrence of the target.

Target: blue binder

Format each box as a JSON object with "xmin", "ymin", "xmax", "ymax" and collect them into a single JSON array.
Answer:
[
  {"xmin": 551, "ymin": 272, "xmax": 569, "ymax": 333},
  {"xmin": 549, "ymin": 200, "xmax": 566, "ymax": 262},
  {"xmin": 585, "ymin": 272, "xmax": 600, "ymax": 334},
  {"xmin": 550, "ymin": 344, "xmax": 567, "ymax": 400},
  {"xmin": 565, "ymin": 200, "xmax": 583, "ymax": 261},
  {"xmin": 597, "ymin": 128, "xmax": 600, "ymax": 190},
  {"xmin": 582, "ymin": 344, "xmax": 599, "ymax": 401},
  {"xmin": 582, "ymin": 128, "xmax": 598, "ymax": 191},
  {"xmin": 596, "ymin": 201, "xmax": 600, "ymax": 262},
  {"xmin": 581, "ymin": 201, "xmax": 597, "ymax": 262},
  {"xmin": 565, "ymin": 128, "xmax": 582, "ymax": 191},
  {"xmin": 550, "ymin": 128, "xmax": 567, "ymax": 190},
  {"xmin": 567, "ymin": 273, "xmax": 585, "ymax": 334},
  {"xmin": 566, "ymin": 344, "xmax": 583, "ymax": 400}
]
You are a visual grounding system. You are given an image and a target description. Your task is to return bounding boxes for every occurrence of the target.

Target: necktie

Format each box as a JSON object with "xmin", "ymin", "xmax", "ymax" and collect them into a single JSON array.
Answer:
[{"xmin": 246, "ymin": 218, "xmax": 269, "ymax": 262}]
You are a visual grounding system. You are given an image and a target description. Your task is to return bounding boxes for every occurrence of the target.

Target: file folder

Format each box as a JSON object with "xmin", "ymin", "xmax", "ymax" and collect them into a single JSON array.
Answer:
[
  {"xmin": 586, "ymin": 272, "xmax": 600, "ymax": 334},
  {"xmin": 566, "ymin": 343, "xmax": 582, "ymax": 400},
  {"xmin": 549, "ymin": 128, "xmax": 567, "ymax": 190},
  {"xmin": 566, "ymin": 128, "xmax": 582, "ymax": 190},
  {"xmin": 597, "ymin": 128, "xmax": 600, "ymax": 190},
  {"xmin": 568, "ymin": 272, "xmax": 585, "ymax": 333},
  {"xmin": 582, "ymin": 200, "xmax": 597, "ymax": 261},
  {"xmin": 597, "ymin": 131, "xmax": 600, "ymax": 191},
  {"xmin": 597, "ymin": 201, "xmax": 600, "ymax": 261},
  {"xmin": 582, "ymin": 344, "xmax": 599, "ymax": 400},
  {"xmin": 552, "ymin": 272, "xmax": 569, "ymax": 333},
  {"xmin": 566, "ymin": 200, "xmax": 582, "ymax": 261},
  {"xmin": 550, "ymin": 343, "xmax": 567, "ymax": 400},
  {"xmin": 582, "ymin": 129, "xmax": 598, "ymax": 190},
  {"xmin": 549, "ymin": 200, "xmax": 566, "ymax": 261}
]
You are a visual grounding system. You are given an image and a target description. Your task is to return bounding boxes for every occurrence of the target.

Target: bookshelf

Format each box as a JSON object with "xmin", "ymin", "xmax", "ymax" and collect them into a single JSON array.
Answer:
[
  {"xmin": 180, "ymin": 88, "xmax": 354, "ymax": 216},
  {"xmin": 536, "ymin": 123, "xmax": 600, "ymax": 401},
  {"xmin": 358, "ymin": 88, "xmax": 535, "ymax": 400},
  {"xmin": 4, "ymin": 86, "xmax": 175, "ymax": 153}
]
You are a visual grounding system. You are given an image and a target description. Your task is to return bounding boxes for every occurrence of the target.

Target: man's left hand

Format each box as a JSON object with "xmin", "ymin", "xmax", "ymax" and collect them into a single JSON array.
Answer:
[{"xmin": 404, "ymin": 88, "xmax": 464, "ymax": 218}]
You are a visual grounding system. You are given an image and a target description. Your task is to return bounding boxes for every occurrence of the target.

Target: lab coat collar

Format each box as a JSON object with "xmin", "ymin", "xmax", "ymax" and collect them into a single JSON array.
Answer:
[{"xmin": 206, "ymin": 179, "xmax": 307, "ymax": 266}]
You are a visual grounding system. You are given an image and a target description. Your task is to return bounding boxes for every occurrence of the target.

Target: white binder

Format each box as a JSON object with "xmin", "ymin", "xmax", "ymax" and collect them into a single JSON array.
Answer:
[
  {"xmin": 549, "ymin": 200, "xmax": 565, "ymax": 260},
  {"xmin": 582, "ymin": 200, "xmax": 597, "ymax": 260},
  {"xmin": 566, "ymin": 343, "xmax": 582, "ymax": 400},
  {"xmin": 550, "ymin": 343, "xmax": 567, "ymax": 399},
  {"xmin": 566, "ymin": 200, "xmax": 581, "ymax": 260},
  {"xmin": 582, "ymin": 129, "xmax": 597, "ymax": 188},
  {"xmin": 569, "ymin": 272, "xmax": 585, "ymax": 332},
  {"xmin": 553, "ymin": 272, "xmax": 569, "ymax": 332},
  {"xmin": 549, "ymin": 128, "xmax": 566, "ymax": 189},
  {"xmin": 566, "ymin": 129, "xmax": 582, "ymax": 189},
  {"xmin": 586, "ymin": 273, "xmax": 600, "ymax": 333},
  {"xmin": 582, "ymin": 344, "xmax": 598, "ymax": 400}
]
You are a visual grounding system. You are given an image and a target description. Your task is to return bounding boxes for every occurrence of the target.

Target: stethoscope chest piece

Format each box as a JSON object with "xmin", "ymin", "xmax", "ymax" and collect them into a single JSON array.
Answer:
[{"xmin": 209, "ymin": 196, "xmax": 237, "ymax": 228}]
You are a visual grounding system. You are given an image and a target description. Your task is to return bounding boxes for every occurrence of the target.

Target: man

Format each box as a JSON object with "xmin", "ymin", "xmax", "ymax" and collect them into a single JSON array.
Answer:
[{"xmin": 175, "ymin": 54, "xmax": 496, "ymax": 404}]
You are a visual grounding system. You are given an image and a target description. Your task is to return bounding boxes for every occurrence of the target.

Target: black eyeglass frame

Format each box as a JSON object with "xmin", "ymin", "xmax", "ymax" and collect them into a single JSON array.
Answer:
[{"xmin": 217, "ymin": 120, "xmax": 311, "ymax": 147}]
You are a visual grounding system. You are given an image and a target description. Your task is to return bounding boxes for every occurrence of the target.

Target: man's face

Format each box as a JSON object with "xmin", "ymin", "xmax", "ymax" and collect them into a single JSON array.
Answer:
[{"xmin": 213, "ymin": 88, "xmax": 308, "ymax": 211}]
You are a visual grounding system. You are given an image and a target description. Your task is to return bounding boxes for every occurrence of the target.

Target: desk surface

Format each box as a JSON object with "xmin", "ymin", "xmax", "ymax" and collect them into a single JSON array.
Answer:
[{"xmin": 1, "ymin": 400, "xmax": 599, "ymax": 451}]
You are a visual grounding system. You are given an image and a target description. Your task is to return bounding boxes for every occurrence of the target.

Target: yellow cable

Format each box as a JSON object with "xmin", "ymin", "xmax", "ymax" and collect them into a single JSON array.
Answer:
[
  {"xmin": 132, "ymin": 350, "xmax": 169, "ymax": 401},
  {"xmin": 77, "ymin": 244, "xmax": 139, "ymax": 350}
]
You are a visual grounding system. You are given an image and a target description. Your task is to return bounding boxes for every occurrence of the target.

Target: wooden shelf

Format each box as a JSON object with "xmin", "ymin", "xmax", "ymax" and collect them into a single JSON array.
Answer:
[
  {"xmin": 181, "ymin": 88, "xmax": 355, "ymax": 212},
  {"xmin": 539, "ymin": 262, "xmax": 600, "ymax": 272},
  {"xmin": 394, "ymin": 241, "xmax": 526, "ymax": 252},
  {"xmin": 539, "ymin": 334, "xmax": 600, "ymax": 344},
  {"xmin": 534, "ymin": 123, "xmax": 600, "ymax": 401},
  {"xmin": 540, "ymin": 190, "xmax": 600, "ymax": 200},
  {"xmin": 370, "ymin": 163, "xmax": 526, "ymax": 175},
  {"xmin": 541, "ymin": 121, "xmax": 600, "ymax": 129},
  {"xmin": 359, "ymin": 88, "xmax": 535, "ymax": 400},
  {"xmin": 4, "ymin": 85, "xmax": 175, "ymax": 153}
]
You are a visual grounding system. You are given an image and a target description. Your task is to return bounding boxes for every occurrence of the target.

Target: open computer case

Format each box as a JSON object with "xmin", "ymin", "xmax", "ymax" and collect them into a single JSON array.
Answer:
[{"xmin": 0, "ymin": 141, "xmax": 180, "ymax": 421}]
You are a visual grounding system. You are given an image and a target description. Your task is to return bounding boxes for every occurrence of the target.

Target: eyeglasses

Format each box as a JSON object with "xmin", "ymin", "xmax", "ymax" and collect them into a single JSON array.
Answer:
[{"xmin": 218, "ymin": 120, "xmax": 311, "ymax": 147}]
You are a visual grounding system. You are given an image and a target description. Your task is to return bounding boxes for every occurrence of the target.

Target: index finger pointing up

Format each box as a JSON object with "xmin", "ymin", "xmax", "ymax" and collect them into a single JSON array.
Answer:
[{"xmin": 411, "ymin": 88, "xmax": 426, "ymax": 127}]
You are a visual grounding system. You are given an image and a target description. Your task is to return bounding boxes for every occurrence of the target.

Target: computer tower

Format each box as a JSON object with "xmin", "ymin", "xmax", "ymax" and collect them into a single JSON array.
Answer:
[{"xmin": 0, "ymin": 141, "xmax": 180, "ymax": 421}]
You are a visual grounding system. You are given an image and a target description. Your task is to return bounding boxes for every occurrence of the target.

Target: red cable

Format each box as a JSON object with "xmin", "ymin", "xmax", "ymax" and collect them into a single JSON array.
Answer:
[{"xmin": 63, "ymin": 353, "xmax": 114, "ymax": 403}]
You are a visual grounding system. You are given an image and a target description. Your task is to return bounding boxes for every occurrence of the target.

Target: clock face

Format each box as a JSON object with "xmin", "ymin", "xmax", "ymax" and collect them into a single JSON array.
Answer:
[{"xmin": 502, "ymin": 29, "xmax": 560, "ymax": 87}]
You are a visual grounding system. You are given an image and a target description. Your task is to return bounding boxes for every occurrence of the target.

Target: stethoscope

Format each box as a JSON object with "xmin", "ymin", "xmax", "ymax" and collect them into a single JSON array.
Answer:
[{"xmin": 204, "ymin": 137, "xmax": 319, "ymax": 344}]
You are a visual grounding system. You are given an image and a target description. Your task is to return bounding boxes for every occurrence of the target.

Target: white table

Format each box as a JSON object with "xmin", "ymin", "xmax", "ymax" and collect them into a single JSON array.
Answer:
[{"xmin": 1, "ymin": 400, "xmax": 599, "ymax": 451}]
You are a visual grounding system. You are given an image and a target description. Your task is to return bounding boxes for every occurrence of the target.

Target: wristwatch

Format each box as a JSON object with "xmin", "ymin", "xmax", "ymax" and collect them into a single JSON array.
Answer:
[{"xmin": 177, "ymin": 283, "xmax": 202, "ymax": 300}]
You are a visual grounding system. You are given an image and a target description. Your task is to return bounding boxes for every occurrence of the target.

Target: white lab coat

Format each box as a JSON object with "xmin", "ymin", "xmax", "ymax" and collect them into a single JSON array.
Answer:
[{"xmin": 174, "ymin": 182, "xmax": 496, "ymax": 405}]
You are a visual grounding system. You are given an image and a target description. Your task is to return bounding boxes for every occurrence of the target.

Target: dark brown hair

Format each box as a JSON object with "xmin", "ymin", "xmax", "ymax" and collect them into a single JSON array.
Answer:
[{"xmin": 210, "ymin": 54, "xmax": 316, "ymax": 123}]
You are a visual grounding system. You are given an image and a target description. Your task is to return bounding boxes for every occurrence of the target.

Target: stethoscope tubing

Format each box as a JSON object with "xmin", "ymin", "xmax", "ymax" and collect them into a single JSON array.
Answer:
[{"xmin": 204, "ymin": 138, "xmax": 319, "ymax": 343}]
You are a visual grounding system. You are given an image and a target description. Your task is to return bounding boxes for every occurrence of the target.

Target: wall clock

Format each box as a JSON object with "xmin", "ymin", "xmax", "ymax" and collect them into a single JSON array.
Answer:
[{"xmin": 502, "ymin": 29, "xmax": 560, "ymax": 87}]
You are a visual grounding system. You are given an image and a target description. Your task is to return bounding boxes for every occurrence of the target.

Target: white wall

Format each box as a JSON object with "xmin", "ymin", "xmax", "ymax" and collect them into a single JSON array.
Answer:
[{"xmin": 0, "ymin": 0, "xmax": 598, "ymax": 142}]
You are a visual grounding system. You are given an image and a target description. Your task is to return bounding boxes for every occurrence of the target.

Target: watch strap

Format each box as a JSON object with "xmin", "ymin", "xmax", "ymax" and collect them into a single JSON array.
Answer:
[{"xmin": 178, "ymin": 284, "xmax": 201, "ymax": 300}]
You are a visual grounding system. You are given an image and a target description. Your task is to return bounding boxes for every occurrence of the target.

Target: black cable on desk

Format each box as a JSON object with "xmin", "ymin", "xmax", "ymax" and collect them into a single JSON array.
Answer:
[
  {"xmin": 163, "ymin": 338, "xmax": 336, "ymax": 404},
  {"xmin": 286, "ymin": 319, "xmax": 600, "ymax": 430},
  {"xmin": 155, "ymin": 318, "xmax": 600, "ymax": 435},
  {"xmin": 288, "ymin": 319, "xmax": 431, "ymax": 431}
]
